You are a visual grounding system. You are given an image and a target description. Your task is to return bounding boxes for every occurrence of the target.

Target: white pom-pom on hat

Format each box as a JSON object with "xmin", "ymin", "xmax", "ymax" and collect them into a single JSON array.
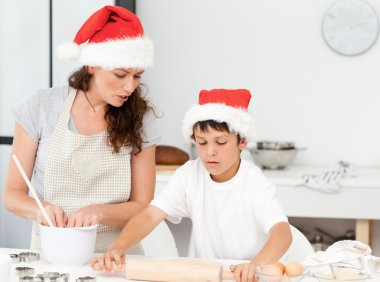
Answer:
[{"xmin": 57, "ymin": 42, "xmax": 80, "ymax": 60}]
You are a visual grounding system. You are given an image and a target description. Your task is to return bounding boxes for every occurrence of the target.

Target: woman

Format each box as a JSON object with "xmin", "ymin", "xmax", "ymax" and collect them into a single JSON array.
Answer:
[{"xmin": 2, "ymin": 6, "xmax": 157, "ymax": 253}]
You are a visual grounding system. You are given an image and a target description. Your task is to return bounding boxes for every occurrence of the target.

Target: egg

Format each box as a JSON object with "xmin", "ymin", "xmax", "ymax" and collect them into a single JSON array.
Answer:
[
  {"xmin": 261, "ymin": 264, "xmax": 283, "ymax": 276},
  {"xmin": 285, "ymin": 260, "xmax": 303, "ymax": 276},
  {"xmin": 270, "ymin": 261, "xmax": 285, "ymax": 274}
]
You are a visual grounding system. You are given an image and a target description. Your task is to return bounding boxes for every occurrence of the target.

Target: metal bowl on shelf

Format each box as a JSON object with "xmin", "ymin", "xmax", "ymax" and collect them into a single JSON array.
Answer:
[
  {"xmin": 256, "ymin": 140, "xmax": 295, "ymax": 150},
  {"xmin": 250, "ymin": 141, "xmax": 303, "ymax": 170}
]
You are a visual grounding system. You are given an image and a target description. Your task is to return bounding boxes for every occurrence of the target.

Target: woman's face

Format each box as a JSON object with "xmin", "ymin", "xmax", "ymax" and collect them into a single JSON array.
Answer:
[{"xmin": 88, "ymin": 67, "xmax": 144, "ymax": 107}]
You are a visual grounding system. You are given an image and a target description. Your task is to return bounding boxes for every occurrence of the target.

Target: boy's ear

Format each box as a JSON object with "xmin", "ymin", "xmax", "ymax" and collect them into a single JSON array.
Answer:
[{"xmin": 238, "ymin": 138, "xmax": 248, "ymax": 150}]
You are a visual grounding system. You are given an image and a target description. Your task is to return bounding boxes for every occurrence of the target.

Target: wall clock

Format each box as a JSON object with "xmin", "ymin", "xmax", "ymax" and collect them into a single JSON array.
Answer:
[{"xmin": 322, "ymin": 0, "xmax": 379, "ymax": 56}]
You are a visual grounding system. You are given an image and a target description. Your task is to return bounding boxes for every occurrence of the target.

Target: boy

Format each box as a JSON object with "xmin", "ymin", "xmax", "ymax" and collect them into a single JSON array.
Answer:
[{"xmin": 92, "ymin": 89, "xmax": 292, "ymax": 282}]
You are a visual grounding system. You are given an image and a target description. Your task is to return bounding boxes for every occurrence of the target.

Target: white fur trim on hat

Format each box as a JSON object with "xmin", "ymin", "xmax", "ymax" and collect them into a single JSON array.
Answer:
[
  {"xmin": 57, "ymin": 36, "xmax": 153, "ymax": 70},
  {"xmin": 182, "ymin": 103, "xmax": 256, "ymax": 143},
  {"xmin": 57, "ymin": 42, "xmax": 81, "ymax": 60}
]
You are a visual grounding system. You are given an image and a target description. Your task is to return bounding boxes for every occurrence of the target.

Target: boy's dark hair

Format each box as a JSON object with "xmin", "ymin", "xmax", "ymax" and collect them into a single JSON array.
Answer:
[{"xmin": 192, "ymin": 120, "xmax": 241, "ymax": 143}]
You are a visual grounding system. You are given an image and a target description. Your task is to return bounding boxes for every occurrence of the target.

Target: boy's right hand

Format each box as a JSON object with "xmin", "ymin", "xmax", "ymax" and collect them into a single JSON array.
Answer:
[
  {"xmin": 90, "ymin": 247, "xmax": 126, "ymax": 272},
  {"xmin": 230, "ymin": 262, "xmax": 258, "ymax": 282},
  {"xmin": 37, "ymin": 203, "xmax": 68, "ymax": 227}
]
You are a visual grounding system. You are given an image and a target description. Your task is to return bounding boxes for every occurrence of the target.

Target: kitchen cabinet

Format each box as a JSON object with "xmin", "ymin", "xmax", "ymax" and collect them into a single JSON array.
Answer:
[
  {"xmin": 156, "ymin": 164, "xmax": 380, "ymax": 249},
  {"xmin": 263, "ymin": 166, "xmax": 380, "ymax": 246}
]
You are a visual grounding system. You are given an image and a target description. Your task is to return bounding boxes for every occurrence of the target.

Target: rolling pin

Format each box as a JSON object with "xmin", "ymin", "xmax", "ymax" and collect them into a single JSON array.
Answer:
[{"xmin": 94, "ymin": 257, "xmax": 235, "ymax": 282}]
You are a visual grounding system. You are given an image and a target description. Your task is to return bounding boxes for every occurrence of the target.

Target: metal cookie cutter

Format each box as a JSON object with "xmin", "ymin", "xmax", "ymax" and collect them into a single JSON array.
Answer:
[
  {"xmin": 9, "ymin": 253, "xmax": 21, "ymax": 263},
  {"xmin": 19, "ymin": 277, "xmax": 43, "ymax": 282},
  {"xmin": 52, "ymin": 276, "xmax": 69, "ymax": 282},
  {"xmin": 15, "ymin": 266, "xmax": 35, "ymax": 277},
  {"xmin": 38, "ymin": 272, "xmax": 60, "ymax": 278},
  {"xmin": 19, "ymin": 252, "xmax": 40, "ymax": 262},
  {"xmin": 76, "ymin": 276, "xmax": 96, "ymax": 282},
  {"xmin": 37, "ymin": 272, "xmax": 69, "ymax": 282},
  {"xmin": 10, "ymin": 252, "xmax": 40, "ymax": 263}
]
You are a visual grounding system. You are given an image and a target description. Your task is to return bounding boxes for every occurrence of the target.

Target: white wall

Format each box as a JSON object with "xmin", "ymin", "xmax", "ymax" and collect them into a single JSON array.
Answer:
[
  {"xmin": 0, "ymin": 0, "xmax": 50, "ymax": 248},
  {"xmin": 137, "ymin": 0, "xmax": 380, "ymax": 166},
  {"xmin": 0, "ymin": 0, "xmax": 50, "ymax": 136},
  {"xmin": 52, "ymin": 0, "xmax": 114, "ymax": 86},
  {"xmin": 136, "ymin": 0, "xmax": 380, "ymax": 255}
]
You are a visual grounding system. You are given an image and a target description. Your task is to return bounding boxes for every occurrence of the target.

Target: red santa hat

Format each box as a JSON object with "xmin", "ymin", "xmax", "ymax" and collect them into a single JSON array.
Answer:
[
  {"xmin": 182, "ymin": 89, "xmax": 255, "ymax": 142},
  {"xmin": 57, "ymin": 5, "xmax": 153, "ymax": 70}
]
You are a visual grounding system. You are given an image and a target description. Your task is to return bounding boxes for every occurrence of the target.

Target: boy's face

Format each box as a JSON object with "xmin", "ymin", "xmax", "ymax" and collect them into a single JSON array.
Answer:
[{"xmin": 193, "ymin": 125, "xmax": 247, "ymax": 182}]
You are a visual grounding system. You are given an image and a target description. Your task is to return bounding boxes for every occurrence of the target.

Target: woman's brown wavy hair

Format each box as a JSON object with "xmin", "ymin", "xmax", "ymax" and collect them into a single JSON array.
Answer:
[{"xmin": 68, "ymin": 66, "xmax": 153, "ymax": 155}]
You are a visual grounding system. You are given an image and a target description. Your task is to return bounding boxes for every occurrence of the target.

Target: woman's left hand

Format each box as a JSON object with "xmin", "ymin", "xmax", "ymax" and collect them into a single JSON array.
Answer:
[
  {"xmin": 66, "ymin": 205, "xmax": 102, "ymax": 227},
  {"xmin": 230, "ymin": 262, "xmax": 258, "ymax": 282}
]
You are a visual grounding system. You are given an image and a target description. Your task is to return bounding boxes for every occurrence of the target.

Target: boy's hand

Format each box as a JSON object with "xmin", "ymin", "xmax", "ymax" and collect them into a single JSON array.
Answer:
[
  {"xmin": 90, "ymin": 247, "xmax": 125, "ymax": 273},
  {"xmin": 230, "ymin": 262, "xmax": 258, "ymax": 282}
]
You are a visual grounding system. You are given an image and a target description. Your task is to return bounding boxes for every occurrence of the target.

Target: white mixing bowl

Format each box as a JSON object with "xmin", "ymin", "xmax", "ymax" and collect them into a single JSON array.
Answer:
[{"xmin": 40, "ymin": 224, "xmax": 97, "ymax": 267}]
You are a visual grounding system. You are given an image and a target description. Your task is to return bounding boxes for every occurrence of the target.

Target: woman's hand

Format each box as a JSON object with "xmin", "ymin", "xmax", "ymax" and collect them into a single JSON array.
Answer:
[
  {"xmin": 38, "ymin": 204, "xmax": 68, "ymax": 227},
  {"xmin": 230, "ymin": 262, "xmax": 258, "ymax": 282},
  {"xmin": 90, "ymin": 246, "xmax": 125, "ymax": 272},
  {"xmin": 66, "ymin": 205, "xmax": 102, "ymax": 227}
]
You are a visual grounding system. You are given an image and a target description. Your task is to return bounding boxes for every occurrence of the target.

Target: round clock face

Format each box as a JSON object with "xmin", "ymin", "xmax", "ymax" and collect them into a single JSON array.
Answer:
[{"xmin": 322, "ymin": 0, "xmax": 379, "ymax": 56}]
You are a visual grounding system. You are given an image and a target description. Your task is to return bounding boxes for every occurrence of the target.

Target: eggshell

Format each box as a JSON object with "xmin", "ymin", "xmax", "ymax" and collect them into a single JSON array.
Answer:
[
  {"xmin": 270, "ymin": 261, "xmax": 285, "ymax": 274},
  {"xmin": 260, "ymin": 264, "xmax": 283, "ymax": 282},
  {"xmin": 261, "ymin": 264, "xmax": 283, "ymax": 276},
  {"xmin": 285, "ymin": 260, "xmax": 303, "ymax": 276}
]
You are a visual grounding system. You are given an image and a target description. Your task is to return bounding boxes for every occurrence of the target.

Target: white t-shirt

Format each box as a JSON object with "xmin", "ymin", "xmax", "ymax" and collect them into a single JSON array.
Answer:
[
  {"xmin": 12, "ymin": 85, "xmax": 161, "ymax": 198},
  {"xmin": 151, "ymin": 158, "xmax": 288, "ymax": 260}
]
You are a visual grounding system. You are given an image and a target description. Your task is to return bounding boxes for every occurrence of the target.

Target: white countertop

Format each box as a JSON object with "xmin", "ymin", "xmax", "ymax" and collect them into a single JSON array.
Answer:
[
  {"xmin": 0, "ymin": 248, "xmax": 311, "ymax": 282},
  {"xmin": 157, "ymin": 165, "xmax": 380, "ymax": 188},
  {"xmin": 1, "ymin": 248, "xmax": 242, "ymax": 282},
  {"xmin": 2, "ymin": 248, "xmax": 380, "ymax": 281},
  {"xmin": 263, "ymin": 166, "xmax": 380, "ymax": 189}
]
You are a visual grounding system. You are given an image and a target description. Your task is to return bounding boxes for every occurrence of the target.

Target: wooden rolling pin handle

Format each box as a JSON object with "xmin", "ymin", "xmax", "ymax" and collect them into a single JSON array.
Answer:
[
  {"xmin": 125, "ymin": 258, "xmax": 222, "ymax": 282},
  {"xmin": 222, "ymin": 268, "xmax": 235, "ymax": 280},
  {"xmin": 94, "ymin": 260, "xmax": 235, "ymax": 281}
]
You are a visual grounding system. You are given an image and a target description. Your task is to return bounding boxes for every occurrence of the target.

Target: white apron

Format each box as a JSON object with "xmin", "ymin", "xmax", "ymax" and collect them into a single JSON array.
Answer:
[{"xmin": 31, "ymin": 89, "xmax": 143, "ymax": 254}]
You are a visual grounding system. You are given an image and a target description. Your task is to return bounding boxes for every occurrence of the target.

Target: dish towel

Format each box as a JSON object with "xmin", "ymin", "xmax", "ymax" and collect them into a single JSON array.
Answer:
[
  {"xmin": 302, "ymin": 240, "xmax": 380, "ymax": 275},
  {"xmin": 295, "ymin": 161, "xmax": 358, "ymax": 193}
]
